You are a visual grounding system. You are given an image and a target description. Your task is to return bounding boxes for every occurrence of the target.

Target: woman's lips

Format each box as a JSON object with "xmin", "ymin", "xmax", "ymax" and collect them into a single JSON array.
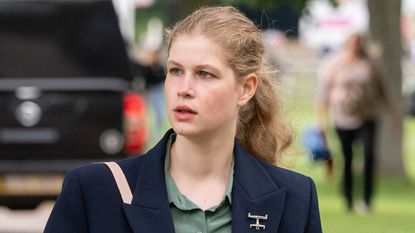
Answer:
[{"xmin": 174, "ymin": 105, "xmax": 197, "ymax": 120}]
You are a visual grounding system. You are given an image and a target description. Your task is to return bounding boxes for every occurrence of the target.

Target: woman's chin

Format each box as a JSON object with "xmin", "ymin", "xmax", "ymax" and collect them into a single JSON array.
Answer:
[{"xmin": 171, "ymin": 124, "xmax": 199, "ymax": 136}]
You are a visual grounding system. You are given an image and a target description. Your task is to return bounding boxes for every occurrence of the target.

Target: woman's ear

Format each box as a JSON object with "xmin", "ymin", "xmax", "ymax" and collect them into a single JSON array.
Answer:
[{"xmin": 238, "ymin": 73, "xmax": 258, "ymax": 106}]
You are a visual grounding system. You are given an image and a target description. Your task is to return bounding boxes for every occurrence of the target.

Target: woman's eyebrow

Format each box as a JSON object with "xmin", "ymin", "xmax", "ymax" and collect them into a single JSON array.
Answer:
[
  {"xmin": 167, "ymin": 60, "xmax": 183, "ymax": 67},
  {"xmin": 167, "ymin": 61, "xmax": 221, "ymax": 75},
  {"xmin": 195, "ymin": 64, "xmax": 221, "ymax": 75}
]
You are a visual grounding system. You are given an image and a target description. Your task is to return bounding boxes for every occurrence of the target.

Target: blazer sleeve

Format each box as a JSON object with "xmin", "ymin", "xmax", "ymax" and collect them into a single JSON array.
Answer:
[
  {"xmin": 305, "ymin": 177, "xmax": 323, "ymax": 233},
  {"xmin": 44, "ymin": 168, "xmax": 88, "ymax": 233}
]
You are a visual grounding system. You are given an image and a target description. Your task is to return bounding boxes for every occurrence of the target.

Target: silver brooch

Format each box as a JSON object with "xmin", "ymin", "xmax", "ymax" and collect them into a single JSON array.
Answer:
[{"xmin": 248, "ymin": 213, "xmax": 268, "ymax": 230}]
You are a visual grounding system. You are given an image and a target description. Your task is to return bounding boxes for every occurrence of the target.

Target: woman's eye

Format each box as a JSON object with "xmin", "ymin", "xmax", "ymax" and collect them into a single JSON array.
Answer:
[
  {"xmin": 169, "ymin": 68, "xmax": 182, "ymax": 76},
  {"xmin": 198, "ymin": 71, "xmax": 214, "ymax": 79}
]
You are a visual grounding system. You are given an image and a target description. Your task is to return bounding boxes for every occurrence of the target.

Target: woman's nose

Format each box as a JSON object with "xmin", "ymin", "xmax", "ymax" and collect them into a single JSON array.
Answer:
[{"xmin": 177, "ymin": 75, "xmax": 195, "ymax": 98}]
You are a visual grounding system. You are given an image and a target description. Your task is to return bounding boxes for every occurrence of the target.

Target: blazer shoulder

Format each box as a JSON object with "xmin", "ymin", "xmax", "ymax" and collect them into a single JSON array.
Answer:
[
  {"xmin": 258, "ymin": 160, "xmax": 316, "ymax": 196},
  {"xmin": 69, "ymin": 155, "xmax": 140, "ymax": 175},
  {"xmin": 66, "ymin": 155, "xmax": 145, "ymax": 194},
  {"xmin": 68, "ymin": 131, "xmax": 170, "ymax": 193}
]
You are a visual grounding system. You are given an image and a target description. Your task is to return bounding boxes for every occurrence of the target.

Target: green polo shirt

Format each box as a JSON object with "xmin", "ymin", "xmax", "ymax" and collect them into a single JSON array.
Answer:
[{"xmin": 164, "ymin": 134, "xmax": 234, "ymax": 233}]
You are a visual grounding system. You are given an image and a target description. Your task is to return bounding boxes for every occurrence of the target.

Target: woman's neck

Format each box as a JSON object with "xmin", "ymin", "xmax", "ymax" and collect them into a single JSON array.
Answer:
[{"xmin": 170, "ymin": 130, "xmax": 234, "ymax": 179}]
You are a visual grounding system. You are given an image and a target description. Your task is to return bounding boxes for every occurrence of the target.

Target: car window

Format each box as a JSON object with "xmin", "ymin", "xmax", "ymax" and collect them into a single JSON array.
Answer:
[{"xmin": 0, "ymin": 1, "xmax": 132, "ymax": 79}]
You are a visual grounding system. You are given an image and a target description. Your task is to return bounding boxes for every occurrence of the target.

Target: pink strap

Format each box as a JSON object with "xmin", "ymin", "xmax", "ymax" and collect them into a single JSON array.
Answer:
[{"xmin": 103, "ymin": 162, "xmax": 133, "ymax": 204}]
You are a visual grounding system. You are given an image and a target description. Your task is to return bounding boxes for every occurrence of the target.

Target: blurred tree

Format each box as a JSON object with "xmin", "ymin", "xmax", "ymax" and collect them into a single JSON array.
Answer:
[
  {"xmin": 226, "ymin": 0, "xmax": 307, "ymax": 11},
  {"xmin": 164, "ymin": 0, "xmax": 307, "ymax": 27},
  {"xmin": 165, "ymin": 0, "xmax": 217, "ymax": 26},
  {"xmin": 367, "ymin": 0, "xmax": 405, "ymax": 177},
  {"xmin": 235, "ymin": 2, "xmax": 301, "ymax": 36},
  {"xmin": 135, "ymin": 0, "xmax": 169, "ymax": 41},
  {"xmin": 135, "ymin": 0, "xmax": 310, "ymax": 34}
]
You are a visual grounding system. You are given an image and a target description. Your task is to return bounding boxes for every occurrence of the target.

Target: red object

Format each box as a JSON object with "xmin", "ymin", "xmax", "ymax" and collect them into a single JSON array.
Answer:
[{"xmin": 123, "ymin": 92, "xmax": 147, "ymax": 155}]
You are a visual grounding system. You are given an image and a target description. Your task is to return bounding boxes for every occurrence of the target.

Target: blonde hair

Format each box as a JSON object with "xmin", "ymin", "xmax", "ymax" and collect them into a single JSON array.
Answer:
[{"xmin": 165, "ymin": 6, "xmax": 292, "ymax": 164}]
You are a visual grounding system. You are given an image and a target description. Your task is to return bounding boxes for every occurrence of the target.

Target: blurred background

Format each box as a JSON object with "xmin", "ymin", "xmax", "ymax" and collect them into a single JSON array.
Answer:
[{"xmin": 0, "ymin": 0, "xmax": 414, "ymax": 232}]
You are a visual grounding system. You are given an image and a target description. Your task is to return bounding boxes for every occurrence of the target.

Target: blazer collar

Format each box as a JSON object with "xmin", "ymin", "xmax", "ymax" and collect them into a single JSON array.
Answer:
[
  {"xmin": 122, "ymin": 129, "xmax": 286, "ymax": 233},
  {"xmin": 231, "ymin": 143, "xmax": 287, "ymax": 233}
]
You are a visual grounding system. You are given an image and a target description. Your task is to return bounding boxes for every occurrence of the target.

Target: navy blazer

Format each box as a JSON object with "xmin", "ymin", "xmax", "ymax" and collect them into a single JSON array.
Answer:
[{"xmin": 44, "ymin": 130, "xmax": 322, "ymax": 233}]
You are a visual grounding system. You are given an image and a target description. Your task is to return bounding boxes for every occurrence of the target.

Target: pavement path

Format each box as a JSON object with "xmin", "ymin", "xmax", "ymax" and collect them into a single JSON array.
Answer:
[{"xmin": 0, "ymin": 202, "xmax": 53, "ymax": 233}]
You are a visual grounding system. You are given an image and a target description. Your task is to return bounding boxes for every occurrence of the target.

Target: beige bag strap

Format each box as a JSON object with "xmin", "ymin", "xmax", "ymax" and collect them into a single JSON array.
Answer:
[{"xmin": 103, "ymin": 162, "xmax": 133, "ymax": 204}]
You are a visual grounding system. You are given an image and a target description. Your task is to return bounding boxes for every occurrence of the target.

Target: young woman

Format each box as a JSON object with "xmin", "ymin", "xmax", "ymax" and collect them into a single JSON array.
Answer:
[
  {"xmin": 317, "ymin": 33, "xmax": 394, "ymax": 213},
  {"xmin": 45, "ymin": 6, "xmax": 322, "ymax": 233}
]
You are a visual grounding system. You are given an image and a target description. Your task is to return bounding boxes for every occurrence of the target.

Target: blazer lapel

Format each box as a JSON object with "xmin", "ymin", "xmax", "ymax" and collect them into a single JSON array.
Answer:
[
  {"xmin": 232, "ymin": 143, "xmax": 287, "ymax": 233},
  {"xmin": 122, "ymin": 130, "xmax": 176, "ymax": 233}
]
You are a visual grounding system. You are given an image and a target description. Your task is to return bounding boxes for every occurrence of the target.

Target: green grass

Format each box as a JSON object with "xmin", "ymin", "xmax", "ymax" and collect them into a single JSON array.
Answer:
[
  {"xmin": 316, "ymin": 177, "xmax": 415, "ymax": 233},
  {"xmin": 404, "ymin": 117, "xmax": 415, "ymax": 183},
  {"xmin": 280, "ymin": 74, "xmax": 415, "ymax": 233}
]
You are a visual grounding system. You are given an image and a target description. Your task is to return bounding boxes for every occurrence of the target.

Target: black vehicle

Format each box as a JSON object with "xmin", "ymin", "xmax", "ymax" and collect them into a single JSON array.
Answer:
[{"xmin": 0, "ymin": 0, "xmax": 147, "ymax": 209}]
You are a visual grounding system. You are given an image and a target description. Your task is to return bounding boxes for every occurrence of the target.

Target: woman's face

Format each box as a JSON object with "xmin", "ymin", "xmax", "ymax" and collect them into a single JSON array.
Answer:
[{"xmin": 164, "ymin": 34, "xmax": 244, "ymax": 137}]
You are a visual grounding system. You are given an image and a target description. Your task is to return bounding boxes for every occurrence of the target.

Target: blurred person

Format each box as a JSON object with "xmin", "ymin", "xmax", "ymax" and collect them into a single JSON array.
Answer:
[
  {"xmin": 140, "ymin": 48, "xmax": 168, "ymax": 145},
  {"xmin": 263, "ymin": 29, "xmax": 287, "ymax": 71},
  {"xmin": 317, "ymin": 33, "xmax": 394, "ymax": 214},
  {"xmin": 44, "ymin": 6, "xmax": 322, "ymax": 233}
]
